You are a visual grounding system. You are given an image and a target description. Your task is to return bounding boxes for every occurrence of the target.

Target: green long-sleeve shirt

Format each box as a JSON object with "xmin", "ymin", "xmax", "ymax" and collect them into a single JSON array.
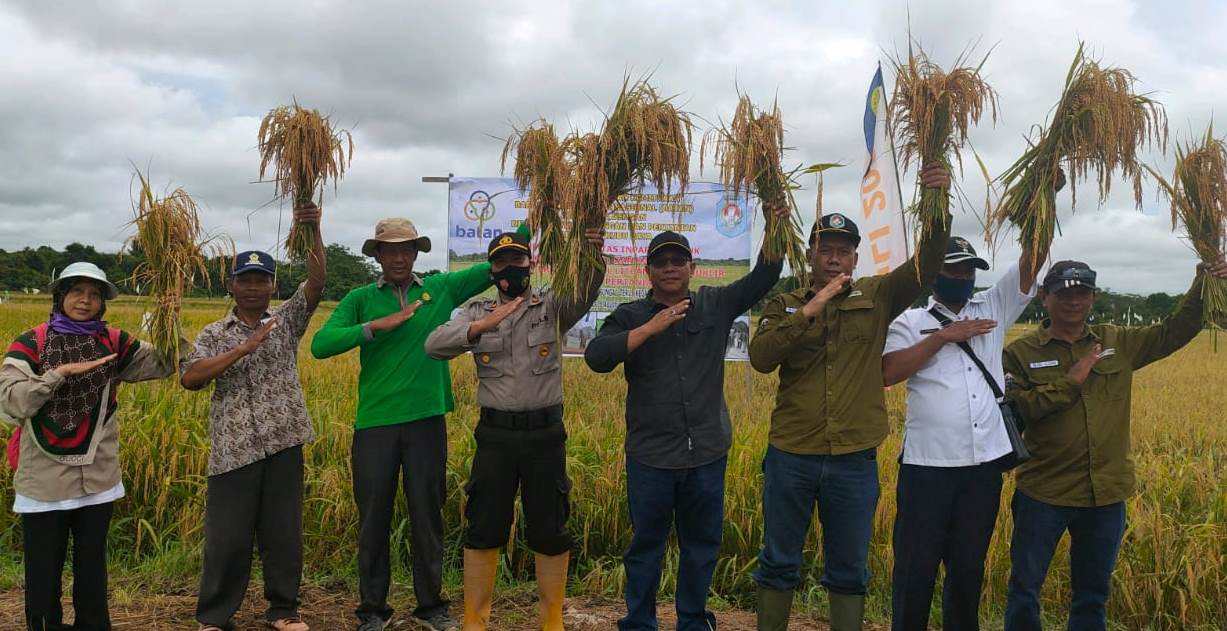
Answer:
[
  {"xmin": 749, "ymin": 211, "xmax": 951, "ymax": 455},
  {"xmin": 1003, "ymin": 272, "xmax": 1206, "ymax": 507},
  {"xmin": 310, "ymin": 224, "xmax": 530, "ymax": 429}
]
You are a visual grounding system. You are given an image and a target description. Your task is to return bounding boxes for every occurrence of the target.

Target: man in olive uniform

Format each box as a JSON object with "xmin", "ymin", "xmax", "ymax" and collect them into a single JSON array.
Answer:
[
  {"xmin": 748, "ymin": 163, "xmax": 951, "ymax": 631},
  {"xmin": 1002, "ymin": 258, "xmax": 1227, "ymax": 631},
  {"xmin": 425, "ymin": 228, "xmax": 604, "ymax": 631}
]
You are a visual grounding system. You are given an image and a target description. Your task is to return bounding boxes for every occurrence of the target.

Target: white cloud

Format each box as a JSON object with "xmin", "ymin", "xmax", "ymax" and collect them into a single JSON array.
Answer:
[{"xmin": 0, "ymin": 0, "xmax": 1221, "ymax": 292}]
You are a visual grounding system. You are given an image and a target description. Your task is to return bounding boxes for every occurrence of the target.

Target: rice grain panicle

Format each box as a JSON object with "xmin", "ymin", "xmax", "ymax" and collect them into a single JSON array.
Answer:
[
  {"xmin": 257, "ymin": 101, "xmax": 353, "ymax": 261},
  {"xmin": 701, "ymin": 95, "xmax": 809, "ymax": 286},
  {"xmin": 126, "ymin": 169, "xmax": 230, "ymax": 364},
  {"xmin": 502, "ymin": 77, "xmax": 693, "ymax": 298},
  {"xmin": 988, "ymin": 42, "xmax": 1166, "ymax": 266},
  {"xmin": 1146, "ymin": 125, "xmax": 1227, "ymax": 342},
  {"xmin": 890, "ymin": 41, "xmax": 998, "ymax": 262}
]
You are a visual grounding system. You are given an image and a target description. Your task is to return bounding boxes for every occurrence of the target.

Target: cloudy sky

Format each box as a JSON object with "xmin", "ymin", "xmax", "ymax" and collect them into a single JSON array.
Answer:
[{"xmin": 2, "ymin": 0, "xmax": 1223, "ymax": 294}]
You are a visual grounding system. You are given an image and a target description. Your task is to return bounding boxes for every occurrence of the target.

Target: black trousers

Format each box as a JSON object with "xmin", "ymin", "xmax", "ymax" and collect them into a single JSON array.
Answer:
[
  {"xmin": 23, "ymin": 501, "xmax": 114, "ymax": 631},
  {"xmin": 352, "ymin": 417, "xmax": 449, "ymax": 622},
  {"xmin": 196, "ymin": 445, "xmax": 305, "ymax": 628},
  {"xmin": 891, "ymin": 459, "xmax": 1005, "ymax": 631},
  {"xmin": 464, "ymin": 407, "xmax": 571, "ymax": 555}
]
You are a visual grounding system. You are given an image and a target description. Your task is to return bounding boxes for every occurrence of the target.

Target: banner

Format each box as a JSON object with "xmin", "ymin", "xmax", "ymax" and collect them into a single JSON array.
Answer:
[
  {"xmin": 858, "ymin": 64, "xmax": 909, "ymax": 276},
  {"xmin": 447, "ymin": 177, "xmax": 754, "ymax": 359}
]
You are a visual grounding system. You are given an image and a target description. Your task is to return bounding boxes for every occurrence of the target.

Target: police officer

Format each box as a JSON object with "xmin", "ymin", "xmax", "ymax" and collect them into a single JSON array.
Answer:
[{"xmin": 425, "ymin": 227, "xmax": 604, "ymax": 631}]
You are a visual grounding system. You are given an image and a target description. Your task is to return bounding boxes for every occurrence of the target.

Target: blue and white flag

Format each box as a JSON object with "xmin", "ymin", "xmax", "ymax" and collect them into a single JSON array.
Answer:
[{"xmin": 858, "ymin": 64, "xmax": 908, "ymax": 276}]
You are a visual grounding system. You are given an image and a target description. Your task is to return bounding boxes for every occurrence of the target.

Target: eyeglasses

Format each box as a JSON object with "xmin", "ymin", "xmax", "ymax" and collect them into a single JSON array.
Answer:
[{"xmin": 648, "ymin": 255, "xmax": 692, "ymax": 269}]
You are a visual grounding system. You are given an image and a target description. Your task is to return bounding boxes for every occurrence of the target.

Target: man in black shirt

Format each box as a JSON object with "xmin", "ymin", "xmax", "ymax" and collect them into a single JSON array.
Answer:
[{"xmin": 585, "ymin": 224, "xmax": 783, "ymax": 630}]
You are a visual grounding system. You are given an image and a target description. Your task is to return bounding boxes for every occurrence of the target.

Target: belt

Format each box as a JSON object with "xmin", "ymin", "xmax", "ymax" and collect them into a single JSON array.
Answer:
[{"xmin": 479, "ymin": 405, "xmax": 563, "ymax": 430}]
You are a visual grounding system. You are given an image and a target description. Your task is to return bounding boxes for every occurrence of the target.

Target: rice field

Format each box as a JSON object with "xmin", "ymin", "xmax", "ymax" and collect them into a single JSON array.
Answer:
[{"xmin": 0, "ymin": 297, "xmax": 1222, "ymax": 630}]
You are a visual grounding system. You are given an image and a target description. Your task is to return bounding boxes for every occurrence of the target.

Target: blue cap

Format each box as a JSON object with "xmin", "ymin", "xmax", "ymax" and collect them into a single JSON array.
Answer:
[{"xmin": 231, "ymin": 250, "xmax": 276, "ymax": 276}]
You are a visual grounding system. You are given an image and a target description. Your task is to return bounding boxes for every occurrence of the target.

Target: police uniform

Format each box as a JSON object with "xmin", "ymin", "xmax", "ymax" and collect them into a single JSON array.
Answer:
[{"xmin": 424, "ymin": 231, "xmax": 603, "ymax": 631}]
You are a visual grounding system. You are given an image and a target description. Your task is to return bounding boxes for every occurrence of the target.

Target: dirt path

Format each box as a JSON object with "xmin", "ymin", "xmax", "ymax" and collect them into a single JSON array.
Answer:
[{"xmin": 0, "ymin": 585, "xmax": 869, "ymax": 630}]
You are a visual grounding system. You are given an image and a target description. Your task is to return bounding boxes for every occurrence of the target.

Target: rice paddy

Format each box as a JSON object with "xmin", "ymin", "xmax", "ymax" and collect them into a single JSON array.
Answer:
[{"xmin": 0, "ymin": 296, "xmax": 1221, "ymax": 629}]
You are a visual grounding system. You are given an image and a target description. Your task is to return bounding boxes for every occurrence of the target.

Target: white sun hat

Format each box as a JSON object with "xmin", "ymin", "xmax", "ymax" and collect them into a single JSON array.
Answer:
[{"xmin": 49, "ymin": 262, "xmax": 120, "ymax": 300}]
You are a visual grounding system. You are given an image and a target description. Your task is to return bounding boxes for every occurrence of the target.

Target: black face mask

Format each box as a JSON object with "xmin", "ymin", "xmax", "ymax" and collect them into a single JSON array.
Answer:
[
  {"xmin": 932, "ymin": 274, "xmax": 976, "ymax": 304},
  {"xmin": 492, "ymin": 264, "xmax": 531, "ymax": 297}
]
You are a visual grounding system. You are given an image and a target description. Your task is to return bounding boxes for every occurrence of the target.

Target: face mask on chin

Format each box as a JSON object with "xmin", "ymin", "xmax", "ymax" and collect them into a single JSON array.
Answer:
[
  {"xmin": 932, "ymin": 274, "xmax": 976, "ymax": 304},
  {"xmin": 492, "ymin": 264, "xmax": 531, "ymax": 298}
]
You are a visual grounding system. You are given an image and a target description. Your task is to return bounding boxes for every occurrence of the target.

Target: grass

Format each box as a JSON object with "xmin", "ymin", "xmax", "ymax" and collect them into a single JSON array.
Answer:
[{"xmin": 0, "ymin": 298, "xmax": 1222, "ymax": 629}]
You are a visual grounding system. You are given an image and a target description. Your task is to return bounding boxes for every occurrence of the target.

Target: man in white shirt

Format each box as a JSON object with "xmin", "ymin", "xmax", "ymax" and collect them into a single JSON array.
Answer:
[{"xmin": 881, "ymin": 233, "xmax": 1048, "ymax": 631}]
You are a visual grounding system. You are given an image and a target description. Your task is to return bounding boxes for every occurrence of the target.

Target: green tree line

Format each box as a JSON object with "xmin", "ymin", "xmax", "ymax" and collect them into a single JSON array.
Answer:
[{"xmin": 0, "ymin": 243, "xmax": 401, "ymax": 302}]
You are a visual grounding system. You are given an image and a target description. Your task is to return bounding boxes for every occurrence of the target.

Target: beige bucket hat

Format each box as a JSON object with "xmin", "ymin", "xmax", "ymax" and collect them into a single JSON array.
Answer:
[{"xmin": 362, "ymin": 217, "xmax": 432, "ymax": 257}]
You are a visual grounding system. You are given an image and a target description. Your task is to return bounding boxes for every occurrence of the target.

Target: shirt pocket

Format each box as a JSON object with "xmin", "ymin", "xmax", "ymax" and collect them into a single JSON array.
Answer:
[
  {"xmin": 527, "ymin": 321, "xmax": 560, "ymax": 376},
  {"xmin": 473, "ymin": 334, "xmax": 506, "ymax": 378},
  {"xmin": 837, "ymin": 297, "xmax": 877, "ymax": 345},
  {"xmin": 1088, "ymin": 358, "xmax": 1128, "ymax": 401}
]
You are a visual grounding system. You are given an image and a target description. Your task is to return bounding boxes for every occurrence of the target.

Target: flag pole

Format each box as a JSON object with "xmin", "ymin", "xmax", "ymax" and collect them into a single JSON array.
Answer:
[{"xmin": 880, "ymin": 61, "xmax": 912, "ymax": 259}]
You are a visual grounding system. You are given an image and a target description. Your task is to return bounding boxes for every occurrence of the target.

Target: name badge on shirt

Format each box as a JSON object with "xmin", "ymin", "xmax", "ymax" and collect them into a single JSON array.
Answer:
[
  {"xmin": 1097, "ymin": 347, "xmax": 1117, "ymax": 359},
  {"xmin": 849, "ymin": 289, "xmax": 863, "ymax": 297},
  {"xmin": 785, "ymin": 307, "xmax": 798, "ymax": 313},
  {"xmin": 1030, "ymin": 359, "xmax": 1060, "ymax": 369}
]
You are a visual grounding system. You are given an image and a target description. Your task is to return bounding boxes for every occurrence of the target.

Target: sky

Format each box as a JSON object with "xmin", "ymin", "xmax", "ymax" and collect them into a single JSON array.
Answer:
[{"xmin": 2, "ymin": 0, "xmax": 1224, "ymax": 295}]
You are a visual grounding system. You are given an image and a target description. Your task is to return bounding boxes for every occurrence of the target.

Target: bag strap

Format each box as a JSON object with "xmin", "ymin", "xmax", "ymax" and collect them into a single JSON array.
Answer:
[{"xmin": 927, "ymin": 306, "xmax": 1006, "ymax": 401}]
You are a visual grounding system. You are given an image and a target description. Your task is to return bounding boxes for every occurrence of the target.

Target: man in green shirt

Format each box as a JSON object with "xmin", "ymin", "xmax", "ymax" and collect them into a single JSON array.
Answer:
[
  {"xmin": 1002, "ymin": 258, "xmax": 1227, "ymax": 631},
  {"xmin": 311, "ymin": 217, "xmax": 528, "ymax": 631},
  {"xmin": 749, "ymin": 163, "xmax": 951, "ymax": 631}
]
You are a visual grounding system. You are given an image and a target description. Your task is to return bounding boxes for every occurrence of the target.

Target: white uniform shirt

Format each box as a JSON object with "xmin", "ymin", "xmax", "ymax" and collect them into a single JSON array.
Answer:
[{"xmin": 884, "ymin": 261, "xmax": 1037, "ymax": 467}]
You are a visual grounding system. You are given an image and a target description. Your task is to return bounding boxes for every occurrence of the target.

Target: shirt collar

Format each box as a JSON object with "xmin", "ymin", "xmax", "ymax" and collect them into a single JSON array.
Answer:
[
  {"xmin": 376, "ymin": 273, "xmax": 423, "ymax": 289},
  {"xmin": 1036, "ymin": 319, "xmax": 1098, "ymax": 346},
  {"xmin": 223, "ymin": 307, "xmax": 269, "ymax": 329},
  {"xmin": 925, "ymin": 294, "xmax": 983, "ymax": 316},
  {"xmin": 484, "ymin": 288, "xmax": 545, "ymax": 310}
]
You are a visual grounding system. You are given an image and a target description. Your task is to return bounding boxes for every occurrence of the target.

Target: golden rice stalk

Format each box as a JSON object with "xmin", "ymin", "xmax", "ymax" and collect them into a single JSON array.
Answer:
[
  {"xmin": 701, "ymin": 95, "xmax": 808, "ymax": 286},
  {"xmin": 988, "ymin": 42, "xmax": 1166, "ymax": 265},
  {"xmin": 1146, "ymin": 126, "xmax": 1227, "ymax": 342},
  {"xmin": 502, "ymin": 120, "xmax": 568, "ymax": 281},
  {"xmin": 126, "ymin": 170, "xmax": 230, "ymax": 364},
  {"xmin": 502, "ymin": 77, "xmax": 693, "ymax": 299},
  {"xmin": 257, "ymin": 101, "xmax": 353, "ymax": 260},
  {"xmin": 890, "ymin": 43, "xmax": 998, "ymax": 255}
]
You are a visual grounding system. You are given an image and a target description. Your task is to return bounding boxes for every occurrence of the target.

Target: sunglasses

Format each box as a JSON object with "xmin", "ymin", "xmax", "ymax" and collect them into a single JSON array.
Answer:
[{"xmin": 648, "ymin": 255, "xmax": 692, "ymax": 269}]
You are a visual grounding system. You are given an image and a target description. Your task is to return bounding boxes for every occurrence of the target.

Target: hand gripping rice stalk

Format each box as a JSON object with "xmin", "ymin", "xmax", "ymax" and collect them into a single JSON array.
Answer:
[
  {"xmin": 1146, "ymin": 126, "xmax": 1227, "ymax": 342},
  {"xmin": 890, "ymin": 43, "xmax": 998, "ymax": 261},
  {"xmin": 127, "ymin": 170, "xmax": 230, "ymax": 364},
  {"xmin": 257, "ymin": 102, "xmax": 353, "ymax": 261},
  {"xmin": 701, "ymin": 96, "xmax": 808, "ymax": 285},
  {"xmin": 988, "ymin": 42, "xmax": 1166, "ymax": 266},
  {"xmin": 503, "ymin": 78, "xmax": 693, "ymax": 299}
]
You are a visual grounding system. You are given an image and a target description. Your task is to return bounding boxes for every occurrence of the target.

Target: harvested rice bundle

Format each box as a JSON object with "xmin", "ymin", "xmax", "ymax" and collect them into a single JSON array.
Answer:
[
  {"xmin": 989, "ymin": 42, "xmax": 1166, "ymax": 265},
  {"xmin": 1146, "ymin": 126, "xmax": 1227, "ymax": 337},
  {"xmin": 890, "ymin": 44, "xmax": 997, "ymax": 254},
  {"xmin": 502, "ymin": 120, "xmax": 569, "ymax": 286},
  {"xmin": 502, "ymin": 78, "xmax": 693, "ymax": 298},
  {"xmin": 257, "ymin": 102, "xmax": 353, "ymax": 260},
  {"xmin": 702, "ymin": 96, "xmax": 808, "ymax": 283},
  {"xmin": 127, "ymin": 170, "xmax": 230, "ymax": 363}
]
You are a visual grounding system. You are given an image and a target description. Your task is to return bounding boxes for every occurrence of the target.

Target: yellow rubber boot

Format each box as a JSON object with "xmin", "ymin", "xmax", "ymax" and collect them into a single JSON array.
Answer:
[
  {"xmin": 534, "ymin": 551, "xmax": 570, "ymax": 631},
  {"xmin": 462, "ymin": 548, "xmax": 499, "ymax": 631}
]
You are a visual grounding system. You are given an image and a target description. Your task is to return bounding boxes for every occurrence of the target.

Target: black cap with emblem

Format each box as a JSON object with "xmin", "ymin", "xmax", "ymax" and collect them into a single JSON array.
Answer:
[
  {"xmin": 647, "ymin": 230, "xmax": 692, "ymax": 261},
  {"xmin": 487, "ymin": 231, "xmax": 531, "ymax": 261},
  {"xmin": 809, "ymin": 212, "xmax": 861, "ymax": 246},
  {"xmin": 945, "ymin": 236, "xmax": 990, "ymax": 270},
  {"xmin": 1042, "ymin": 260, "xmax": 1098, "ymax": 293}
]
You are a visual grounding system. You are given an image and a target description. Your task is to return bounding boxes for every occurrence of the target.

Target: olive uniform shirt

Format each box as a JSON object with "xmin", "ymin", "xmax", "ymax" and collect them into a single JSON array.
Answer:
[
  {"xmin": 749, "ymin": 215, "xmax": 950, "ymax": 455},
  {"xmin": 1003, "ymin": 272, "xmax": 1205, "ymax": 507},
  {"xmin": 424, "ymin": 268, "xmax": 604, "ymax": 412}
]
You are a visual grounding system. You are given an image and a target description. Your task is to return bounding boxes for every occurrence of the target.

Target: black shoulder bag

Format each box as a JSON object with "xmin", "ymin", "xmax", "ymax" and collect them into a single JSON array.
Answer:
[{"xmin": 927, "ymin": 306, "xmax": 1031, "ymax": 469}]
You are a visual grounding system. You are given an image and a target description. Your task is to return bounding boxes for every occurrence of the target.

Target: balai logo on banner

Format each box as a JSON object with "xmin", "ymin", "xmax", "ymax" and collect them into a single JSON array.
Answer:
[{"xmin": 447, "ymin": 177, "xmax": 755, "ymax": 360}]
